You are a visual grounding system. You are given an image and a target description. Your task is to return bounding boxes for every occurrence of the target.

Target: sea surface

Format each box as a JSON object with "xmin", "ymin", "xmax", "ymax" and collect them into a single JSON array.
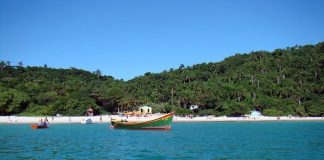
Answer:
[{"xmin": 1, "ymin": 122, "xmax": 324, "ymax": 160}]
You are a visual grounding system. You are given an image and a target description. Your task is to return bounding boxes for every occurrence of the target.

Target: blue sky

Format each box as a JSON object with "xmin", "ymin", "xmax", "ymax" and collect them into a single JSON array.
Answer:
[{"xmin": 1, "ymin": 0, "xmax": 323, "ymax": 80}]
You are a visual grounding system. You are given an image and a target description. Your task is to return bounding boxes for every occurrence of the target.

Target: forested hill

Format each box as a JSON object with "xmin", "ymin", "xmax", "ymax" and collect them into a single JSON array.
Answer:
[
  {"xmin": 127, "ymin": 42, "xmax": 324, "ymax": 116},
  {"xmin": 1, "ymin": 42, "xmax": 323, "ymax": 116}
]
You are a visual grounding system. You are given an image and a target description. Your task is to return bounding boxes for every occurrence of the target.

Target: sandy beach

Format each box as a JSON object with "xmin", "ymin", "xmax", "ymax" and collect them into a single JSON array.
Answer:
[{"xmin": 0, "ymin": 115, "xmax": 323, "ymax": 124}]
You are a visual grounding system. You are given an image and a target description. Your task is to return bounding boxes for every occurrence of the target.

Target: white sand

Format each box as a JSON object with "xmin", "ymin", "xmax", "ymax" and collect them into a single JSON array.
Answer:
[
  {"xmin": 173, "ymin": 116, "xmax": 324, "ymax": 122},
  {"xmin": 0, "ymin": 115, "xmax": 323, "ymax": 124}
]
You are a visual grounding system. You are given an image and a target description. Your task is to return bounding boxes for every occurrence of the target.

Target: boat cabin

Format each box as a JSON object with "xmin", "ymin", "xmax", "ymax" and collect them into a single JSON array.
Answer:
[{"xmin": 139, "ymin": 106, "xmax": 152, "ymax": 114}]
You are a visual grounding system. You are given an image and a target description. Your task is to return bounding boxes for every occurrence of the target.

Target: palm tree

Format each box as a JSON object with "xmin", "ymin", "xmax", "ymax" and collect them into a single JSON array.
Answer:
[
  {"xmin": 95, "ymin": 69, "xmax": 101, "ymax": 77},
  {"xmin": 0, "ymin": 61, "xmax": 5, "ymax": 71},
  {"xmin": 18, "ymin": 61, "xmax": 23, "ymax": 67},
  {"xmin": 179, "ymin": 64, "xmax": 185, "ymax": 70}
]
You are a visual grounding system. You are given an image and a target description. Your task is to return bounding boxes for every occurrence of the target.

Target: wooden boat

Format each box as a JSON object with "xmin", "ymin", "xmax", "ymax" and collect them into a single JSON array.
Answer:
[
  {"xmin": 110, "ymin": 113, "xmax": 174, "ymax": 130},
  {"xmin": 31, "ymin": 124, "xmax": 48, "ymax": 129}
]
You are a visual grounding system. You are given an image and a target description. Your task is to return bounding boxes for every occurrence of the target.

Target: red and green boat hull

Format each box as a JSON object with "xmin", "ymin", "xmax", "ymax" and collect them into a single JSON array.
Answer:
[{"xmin": 111, "ymin": 113, "xmax": 174, "ymax": 130}]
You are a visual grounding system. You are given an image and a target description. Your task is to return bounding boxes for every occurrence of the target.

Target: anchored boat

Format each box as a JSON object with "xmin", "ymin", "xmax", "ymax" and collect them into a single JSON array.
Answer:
[{"xmin": 110, "ymin": 113, "xmax": 174, "ymax": 130}]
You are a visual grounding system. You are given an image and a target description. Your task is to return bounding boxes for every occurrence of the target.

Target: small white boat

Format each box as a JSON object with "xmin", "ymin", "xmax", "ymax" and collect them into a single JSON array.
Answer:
[{"xmin": 81, "ymin": 118, "xmax": 92, "ymax": 124}]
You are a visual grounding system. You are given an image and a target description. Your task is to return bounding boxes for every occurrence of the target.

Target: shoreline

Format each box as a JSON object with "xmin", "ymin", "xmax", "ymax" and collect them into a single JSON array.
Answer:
[{"xmin": 0, "ymin": 115, "xmax": 324, "ymax": 124}]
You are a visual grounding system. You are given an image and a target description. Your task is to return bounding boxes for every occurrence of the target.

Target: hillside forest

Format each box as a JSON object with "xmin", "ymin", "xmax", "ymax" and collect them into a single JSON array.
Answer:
[{"xmin": 0, "ymin": 42, "xmax": 323, "ymax": 116}]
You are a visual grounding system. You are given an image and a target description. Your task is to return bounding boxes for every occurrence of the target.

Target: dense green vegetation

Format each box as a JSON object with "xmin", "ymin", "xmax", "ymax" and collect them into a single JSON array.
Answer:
[{"xmin": 1, "ymin": 42, "xmax": 323, "ymax": 116}]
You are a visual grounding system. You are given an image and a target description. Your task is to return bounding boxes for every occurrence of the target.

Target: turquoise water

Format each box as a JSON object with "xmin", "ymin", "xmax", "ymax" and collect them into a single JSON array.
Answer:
[{"xmin": 1, "ymin": 122, "xmax": 324, "ymax": 159}]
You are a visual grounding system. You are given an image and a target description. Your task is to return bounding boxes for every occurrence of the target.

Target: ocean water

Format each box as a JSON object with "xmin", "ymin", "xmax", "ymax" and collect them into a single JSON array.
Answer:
[{"xmin": 1, "ymin": 122, "xmax": 324, "ymax": 160}]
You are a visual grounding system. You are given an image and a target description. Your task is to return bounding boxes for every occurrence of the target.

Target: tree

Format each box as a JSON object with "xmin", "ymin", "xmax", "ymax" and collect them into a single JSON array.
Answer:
[
  {"xmin": 223, "ymin": 101, "xmax": 250, "ymax": 116},
  {"xmin": 0, "ymin": 61, "xmax": 5, "ymax": 71},
  {"xmin": 18, "ymin": 61, "xmax": 23, "ymax": 67},
  {"xmin": 94, "ymin": 69, "xmax": 101, "ymax": 77},
  {"xmin": 179, "ymin": 64, "xmax": 185, "ymax": 70},
  {"xmin": 0, "ymin": 89, "xmax": 29, "ymax": 115}
]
